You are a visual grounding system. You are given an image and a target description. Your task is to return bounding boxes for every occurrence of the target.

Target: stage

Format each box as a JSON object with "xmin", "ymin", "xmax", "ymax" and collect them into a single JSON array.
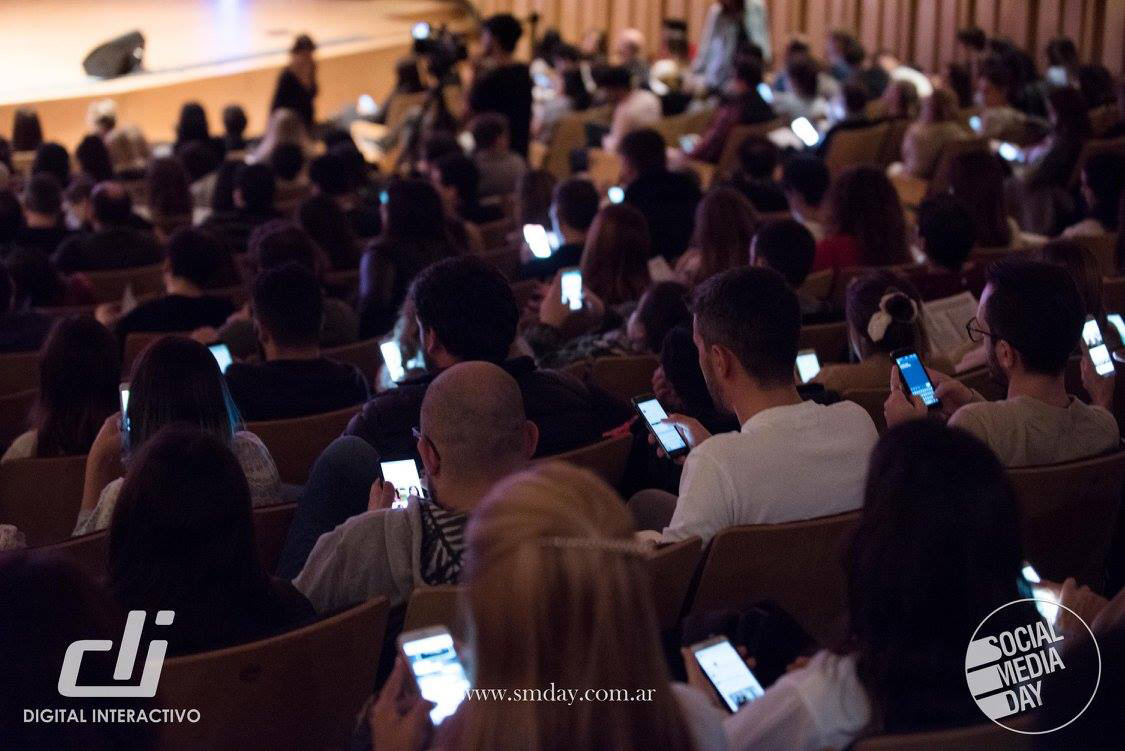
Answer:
[{"xmin": 0, "ymin": 0, "xmax": 466, "ymax": 147}]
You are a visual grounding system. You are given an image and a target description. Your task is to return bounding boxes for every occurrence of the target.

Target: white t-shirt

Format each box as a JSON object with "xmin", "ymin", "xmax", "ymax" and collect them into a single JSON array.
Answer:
[
  {"xmin": 662, "ymin": 400, "xmax": 878, "ymax": 544},
  {"xmin": 724, "ymin": 651, "xmax": 870, "ymax": 751}
]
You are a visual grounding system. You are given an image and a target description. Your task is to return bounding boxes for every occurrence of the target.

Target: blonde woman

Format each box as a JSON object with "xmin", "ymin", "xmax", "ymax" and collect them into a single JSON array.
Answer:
[
  {"xmin": 248, "ymin": 108, "xmax": 311, "ymax": 165},
  {"xmin": 370, "ymin": 463, "xmax": 725, "ymax": 751},
  {"xmin": 900, "ymin": 88, "xmax": 969, "ymax": 179}
]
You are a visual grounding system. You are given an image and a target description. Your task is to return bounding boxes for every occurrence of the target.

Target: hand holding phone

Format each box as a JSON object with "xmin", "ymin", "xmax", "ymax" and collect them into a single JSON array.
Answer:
[
  {"xmin": 381, "ymin": 340, "xmax": 406, "ymax": 383},
  {"xmin": 398, "ymin": 627, "xmax": 471, "ymax": 725},
  {"xmin": 632, "ymin": 394, "xmax": 689, "ymax": 459},
  {"xmin": 523, "ymin": 223, "xmax": 554, "ymax": 260},
  {"xmin": 795, "ymin": 349, "xmax": 821, "ymax": 384},
  {"xmin": 381, "ymin": 459, "xmax": 425, "ymax": 508},
  {"xmin": 690, "ymin": 636, "xmax": 765, "ymax": 712},
  {"xmin": 790, "ymin": 117, "xmax": 820, "ymax": 148},
  {"xmin": 891, "ymin": 349, "xmax": 942, "ymax": 409},
  {"xmin": 1082, "ymin": 316, "xmax": 1114, "ymax": 377},
  {"xmin": 560, "ymin": 268, "xmax": 584, "ymax": 312},
  {"xmin": 118, "ymin": 383, "xmax": 131, "ymax": 433}
]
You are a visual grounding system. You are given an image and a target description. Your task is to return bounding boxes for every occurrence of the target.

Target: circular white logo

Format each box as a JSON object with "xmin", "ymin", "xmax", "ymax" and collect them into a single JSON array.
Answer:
[{"xmin": 965, "ymin": 598, "xmax": 1100, "ymax": 734}]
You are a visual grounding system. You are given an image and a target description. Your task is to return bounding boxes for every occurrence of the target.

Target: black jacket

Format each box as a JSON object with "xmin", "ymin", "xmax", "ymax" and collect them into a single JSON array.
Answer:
[
  {"xmin": 624, "ymin": 170, "xmax": 702, "ymax": 262},
  {"xmin": 53, "ymin": 227, "xmax": 162, "ymax": 273}
]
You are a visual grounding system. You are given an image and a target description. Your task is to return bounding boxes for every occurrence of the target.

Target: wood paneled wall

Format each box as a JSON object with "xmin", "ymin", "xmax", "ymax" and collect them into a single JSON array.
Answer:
[{"xmin": 477, "ymin": 0, "xmax": 1124, "ymax": 77}]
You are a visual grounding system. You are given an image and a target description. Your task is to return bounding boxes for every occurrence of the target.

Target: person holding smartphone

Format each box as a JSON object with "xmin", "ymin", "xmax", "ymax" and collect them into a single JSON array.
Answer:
[
  {"xmin": 884, "ymin": 259, "xmax": 1118, "ymax": 467},
  {"xmin": 518, "ymin": 178, "xmax": 598, "ymax": 281}
]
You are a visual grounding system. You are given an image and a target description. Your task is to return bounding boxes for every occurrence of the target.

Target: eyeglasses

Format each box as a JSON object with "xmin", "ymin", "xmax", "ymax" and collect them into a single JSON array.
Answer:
[
  {"xmin": 412, "ymin": 426, "xmax": 439, "ymax": 463},
  {"xmin": 965, "ymin": 316, "xmax": 994, "ymax": 344}
]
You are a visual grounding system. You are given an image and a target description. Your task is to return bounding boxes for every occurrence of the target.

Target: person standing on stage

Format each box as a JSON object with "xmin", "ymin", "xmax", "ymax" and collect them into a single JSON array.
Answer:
[
  {"xmin": 691, "ymin": 0, "xmax": 771, "ymax": 94},
  {"xmin": 271, "ymin": 34, "xmax": 319, "ymax": 132}
]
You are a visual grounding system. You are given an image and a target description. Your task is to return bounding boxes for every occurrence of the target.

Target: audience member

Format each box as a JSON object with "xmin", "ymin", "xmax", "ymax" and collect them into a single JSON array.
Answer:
[
  {"xmin": 1062, "ymin": 151, "xmax": 1124, "ymax": 238},
  {"xmin": 468, "ymin": 14, "xmax": 533, "ymax": 157},
  {"xmin": 520, "ymin": 177, "xmax": 599, "ymax": 280},
  {"xmin": 781, "ymin": 155, "xmax": 830, "ymax": 240},
  {"xmin": 221, "ymin": 104, "xmax": 249, "ymax": 152},
  {"xmin": 30, "ymin": 142, "xmax": 71, "ymax": 187},
  {"xmin": 814, "ymin": 270, "xmax": 928, "ymax": 392},
  {"xmin": 291, "ymin": 361, "xmax": 536, "ymax": 604},
  {"xmin": 2, "ymin": 316, "xmax": 119, "ymax": 462},
  {"xmin": 0, "ymin": 264, "xmax": 53, "ymax": 353},
  {"xmin": 54, "ymin": 182, "xmax": 160, "ymax": 272},
  {"xmin": 199, "ymin": 162, "xmax": 280, "ymax": 254},
  {"xmin": 10, "ymin": 109, "xmax": 43, "ymax": 152},
  {"xmin": 974, "ymin": 57, "xmax": 1029, "ymax": 141},
  {"xmin": 298, "ymin": 193, "xmax": 361, "ymax": 270},
  {"xmin": 692, "ymin": 0, "xmax": 771, "ymax": 94},
  {"xmin": 885, "ymin": 259, "xmax": 1118, "ymax": 466},
  {"xmin": 619, "ymin": 128, "xmax": 701, "ymax": 262},
  {"xmin": 470, "ymin": 113, "xmax": 527, "ymax": 197},
  {"xmin": 900, "ymin": 88, "xmax": 969, "ymax": 178},
  {"xmin": 308, "ymin": 146, "xmax": 382, "ymax": 239},
  {"xmin": 251, "ymin": 108, "xmax": 310, "ymax": 165},
  {"xmin": 144, "ymin": 156, "xmax": 194, "ymax": 237},
  {"xmin": 771, "ymin": 55, "xmax": 830, "ymax": 124},
  {"xmin": 580, "ymin": 203, "xmax": 652, "ymax": 306},
  {"xmin": 749, "ymin": 218, "xmax": 828, "ymax": 320},
  {"xmin": 596, "ymin": 64, "xmax": 662, "ymax": 152},
  {"xmin": 430, "ymin": 151, "xmax": 504, "ymax": 225},
  {"xmin": 631, "ymin": 267, "xmax": 878, "ymax": 543},
  {"xmin": 815, "ymin": 166, "xmax": 911, "ymax": 272},
  {"xmin": 718, "ymin": 420, "xmax": 1031, "ymax": 749},
  {"xmin": 880, "ymin": 78, "xmax": 921, "ymax": 121},
  {"xmin": 726, "ymin": 136, "xmax": 788, "ymax": 213},
  {"xmin": 817, "ymin": 82, "xmax": 874, "ymax": 157},
  {"xmin": 108, "ymin": 424, "xmax": 313, "ymax": 656},
  {"xmin": 615, "ymin": 27, "xmax": 650, "ymax": 85},
  {"xmin": 15, "ymin": 174, "xmax": 75, "ymax": 256},
  {"xmin": 357, "ymin": 178, "xmax": 461, "ymax": 338},
  {"xmin": 225, "ymin": 263, "xmax": 369, "ymax": 421},
  {"xmin": 675, "ymin": 187, "xmax": 757, "ymax": 286},
  {"xmin": 75, "ymin": 134, "xmax": 115, "ymax": 183},
  {"xmin": 947, "ymin": 150, "xmax": 1018, "ymax": 249},
  {"xmin": 906, "ymin": 194, "xmax": 982, "ymax": 300},
  {"xmin": 687, "ymin": 58, "xmax": 775, "ymax": 164},
  {"xmin": 75, "ymin": 336, "xmax": 282, "ymax": 535},
  {"xmin": 1033, "ymin": 239, "xmax": 1116, "ymax": 345},
  {"xmin": 4, "ymin": 248, "xmax": 93, "ymax": 309}
]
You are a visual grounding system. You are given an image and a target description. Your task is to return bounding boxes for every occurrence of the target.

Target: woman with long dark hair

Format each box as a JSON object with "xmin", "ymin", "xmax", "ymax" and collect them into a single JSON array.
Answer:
[
  {"xmin": 108, "ymin": 424, "xmax": 313, "ymax": 656},
  {"xmin": 948, "ymin": 151, "xmax": 1018, "ymax": 249},
  {"xmin": 2, "ymin": 316, "xmax": 119, "ymax": 462},
  {"xmin": 814, "ymin": 166, "xmax": 911, "ymax": 272},
  {"xmin": 580, "ymin": 203, "xmax": 652, "ymax": 306},
  {"xmin": 75, "ymin": 336, "xmax": 281, "ymax": 535},
  {"xmin": 676, "ymin": 187, "xmax": 758, "ymax": 286},
  {"xmin": 299, "ymin": 193, "xmax": 360, "ymax": 270}
]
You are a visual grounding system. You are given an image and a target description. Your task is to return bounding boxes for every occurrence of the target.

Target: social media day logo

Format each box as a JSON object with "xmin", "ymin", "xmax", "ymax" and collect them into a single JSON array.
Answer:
[
  {"xmin": 965, "ymin": 599, "xmax": 1100, "ymax": 734},
  {"xmin": 24, "ymin": 610, "xmax": 201, "ymax": 726}
]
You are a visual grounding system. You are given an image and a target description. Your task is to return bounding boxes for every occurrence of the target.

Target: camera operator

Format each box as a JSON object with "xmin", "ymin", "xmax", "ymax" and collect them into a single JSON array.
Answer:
[{"xmin": 467, "ymin": 13, "xmax": 533, "ymax": 158}]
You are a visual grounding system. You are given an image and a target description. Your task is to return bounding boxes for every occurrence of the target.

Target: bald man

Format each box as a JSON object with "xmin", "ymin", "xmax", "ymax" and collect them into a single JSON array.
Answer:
[{"xmin": 290, "ymin": 362, "xmax": 538, "ymax": 612}]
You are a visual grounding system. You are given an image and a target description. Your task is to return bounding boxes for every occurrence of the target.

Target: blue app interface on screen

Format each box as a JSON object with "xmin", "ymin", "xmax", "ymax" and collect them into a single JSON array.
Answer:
[{"xmin": 896, "ymin": 353, "xmax": 938, "ymax": 406}]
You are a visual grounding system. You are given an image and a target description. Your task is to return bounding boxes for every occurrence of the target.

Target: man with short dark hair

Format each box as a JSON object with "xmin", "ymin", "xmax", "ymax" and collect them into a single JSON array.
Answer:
[
  {"xmin": 519, "ymin": 177, "xmax": 599, "ymax": 280},
  {"xmin": 469, "ymin": 112, "xmax": 526, "ymax": 197},
  {"xmin": 618, "ymin": 128, "xmax": 702, "ymax": 261},
  {"xmin": 224, "ymin": 263, "xmax": 369, "ymax": 421},
  {"xmin": 467, "ymin": 14, "xmax": 533, "ymax": 158},
  {"xmin": 906, "ymin": 195, "xmax": 983, "ymax": 300},
  {"xmin": 886, "ymin": 259, "xmax": 1118, "ymax": 466},
  {"xmin": 111, "ymin": 227, "xmax": 235, "ymax": 340},
  {"xmin": 749, "ymin": 218, "xmax": 832, "ymax": 321},
  {"xmin": 15, "ymin": 174, "xmax": 75, "ymax": 256},
  {"xmin": 345, "ymin": 255, "xmax": 623, "ymax": 460},
  {"xmin": 727, "ymin": 135, "xmax": 788, "ymax": 212},
  {"xmin": 634, "ymin": 267, "xmax": 877, "ymax": 543},
  {"xmin": 53, "ymin": 181, "xmax": 161, "ymax": 272},
  {"xmin": 686, "ymin": 57, "xmax": 775, "ymax": 165},
  {"xmin": 199, "ymin": 162, "xmax": 281, "ymax": 254},
  {"xmin": 975, "ymin": 56, "xmax": 1027, "ymax": 140},
  {"xmin": 817, "ymin": 82, "xmax": 873, "ymax": 157},
  {"xmin": 781, "ymin": 155, "xmax": 829, "ymax": 240}
]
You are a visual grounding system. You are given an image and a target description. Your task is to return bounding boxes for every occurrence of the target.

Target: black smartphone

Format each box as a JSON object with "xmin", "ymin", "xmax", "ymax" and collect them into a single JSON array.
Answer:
[
  {"xmin": 632, "ymin": 393, "xmax": 689, "ymax": 458},
  {"xmin": 892, "ymin": 348, "xmax": 942, "ymax": 409}
]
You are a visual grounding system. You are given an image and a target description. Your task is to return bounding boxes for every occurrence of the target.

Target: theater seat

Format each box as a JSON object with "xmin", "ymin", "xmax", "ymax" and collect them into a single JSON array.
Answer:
[
  {"xmin": 0, "ymin": 388, "xmax": 36, "ymax": 451},
  {"xmin": 246, "ymin": 406, "xmax": 361, "ymax": 485},
  {"xmin": 122, "ymin": 331, "xmax": 174, "ymax": 374},
  {"xmin": 688, "ymin": 510, "xmax": 861, "ymax": 646},
  {"xmin": 0, "ymin": 350, "xmax": 41, "ymax": 397},
  {"xmin": 84, "ymin": 262, "xmax": 166, "ymax": 303},
  {"xmin": 43, "ymin": 529, "xmax": 108, "ymax": 582},
  {"xmin": 714, "ymin": 119, "xmax": 783, "ymax": 182},
  {"xmin": 403, "ymin": 584, "xmax": 462, "ymax": 634},
  {"xmin": 853, "ymin": 722, "xmax": 1032, "ymax": 750},
  {"xmin": 323, "ymin": 337, "xmax": 382, "ymax": 385},
  {"xmin": 798, "ymin": 321, "xmax": 850, "ymax": 363},
  {"xmin": 541, "ymin": 434, "xmax": 634, "ymax": 489},
  {"xmin": 647, "ymin": 536, "xmax": 702, "ymax": 631},
  {"xmin": 824, "ymin": 122, "xmax": 890, "ymax": 177},
  {"xmin": 0, "ymin": 453, "xmax": 88, "ymax": 546},
  {"xmin": 157, "ymin": 597, "xmax": 390, "ymax": 751},
  {"xmin": 587, "ymin": 354, "xmax": 660, "ymax": 403}
]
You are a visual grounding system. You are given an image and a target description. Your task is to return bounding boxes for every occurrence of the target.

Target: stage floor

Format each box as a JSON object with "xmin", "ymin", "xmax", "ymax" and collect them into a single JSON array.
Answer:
[{"xmin": 0, "ymin": 0, "xmax": 461, "ymax": 144}]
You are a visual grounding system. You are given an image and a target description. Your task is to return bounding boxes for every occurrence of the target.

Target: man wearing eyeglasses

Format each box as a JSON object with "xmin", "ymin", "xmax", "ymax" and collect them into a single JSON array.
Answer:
[{"xmin": 885, "ymin": 258, "xmax": 1118, "ymax": 467}]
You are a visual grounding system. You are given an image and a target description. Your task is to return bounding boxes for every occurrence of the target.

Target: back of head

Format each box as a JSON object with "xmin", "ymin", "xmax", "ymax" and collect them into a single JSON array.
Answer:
[
  {"xmin": 737, "ymin": 135, "xmax": 780, "ymax": 180},
  {"xmin": 433, "ymin": 152, "xmax": 482, "ymax": 206},
  {"xmin": 248, "ymin": 220, "xmax": 323, "ymax": 276},
  {"xmin": 979, "ymin": 55, "xmax": 1013, "ymax": 95},
  {"xmin": 410, "ymin": 256, "xmax": 518, "ymax": 363},
  {"xmin": 482, "ymin": 13, "xmax": 523, "ymax": 54},
  {"xmin": 826, "ymin": 166, "xmax": 910, "ymax": 266},
  {"xmin": 516, "ymin": 169, "xmax": 556, "ymax": 226},
  {"xmin": 457, "ymin": 462, "xmax": 693, "ymax": 751},
  {"xmin": 948, "ymin": 151, "xmax": 1011, "ymax": 248},
  {"xmin": 580, "ymin": 203, "xmax": 652, "ymax": 305},
  {"xmin": 384, "ymin": 177, "xmax": 447, "ymax": 242},
  {"xmin": 921, "ymin": 88, "xmax": 958, "ymax": 124},
  {"xmin": 127, "ymin": 336, "xmax": 235, "ymax": 452},
  {"xmin": 957, "ymin": 26, "xmax": 987, "ymax": 52},
  {"xmin": 4, "ymin": 248, "xmax": 64, "ymax": 308},
  {"xmin": 751, "ymin": 218, "xmax": 817, "ymax": 287},
  {"xmin": 23, "ymin": 173, "xmax": 62, "ymax": 217},
  {"xmin": 917, "ymin": 195, "xmax": 976, "ymax": 272},
  {"xmin": 733, "ymin": 56, "xmax": 764, "ymax": 88},
  {"xmin": 845, "ymin": 270, "xmax": 925, "ymax": 356},
  {"xmin": 851, "ymin": 420, "xmax": 1022, "ymax": 731},
  {"xmin": 692, "ymin": 266, "xmax": 800, "ymax": 386},
  {"xmin": 691, "ymin": 186, "xmax": 758, "ymax": 283},
  {"xmin": 177, "ymin": 141, "xmax": 220, "ymax": 182},
  {"xmin": 1077, "ymin": 64, "xmax": 1115, "ymax": 109},
  {"xmin": 983, "ymin": 259, "xmax": 1084, "ymax": 376},
  {"xmin": 146, "ymin": 156, "xmax": 192, "ymax": 217},
  {"xmin": 31, "ymin": 142, "xmax": 70, "ymax": 186},
  {"xmin": 552, "ymin": 177, "xmax": 599, "ymax": 233},
  {"xmin": 1033, "ymin": 239, "xmax": 1105, "ymax": 319},
  {"xmin": 882, "ymin": 79, "xmax": 920, "ymax": 119},
  {"xmin": 11, "ymin": 109, "xmax": 43, "ymax": 152},
  {"xmin": 617, "ymin": 128, "xmax": 666, "ymax": 174},
  {"xmin": 1047, "ymin": 86, "xmax": 1091, "ymax": 140},
  {"xmin": 222, "ymin": 104, "xmax": 248, "ymax": 136},
  {"xmin": 632, "ymin": 281, "xmax": 690, "ymax": 353},
  {"xmin": 270, "ymin": 143, "xmax": 306, "ymax": 182},
  {"xmin": 35, "ymin": 316, "xmax": 120, "ymax": 457},
  {"xmin": 91, "ymin": 181, "xmax": 133, "ymax": 227},
  {"xmin": 469, "ymin": 113, "xmax": 508, "ymax": 152},
  {"xmin": 76, "ymin": 135, "xmax": 114, "ymax": 182},
  {"xmin": 109, "ymin": 424, "xmax": 263, "ymax": 615},
  {"xmin": 420, "ymin": 361, "xmax": 531, "ymax": 482},
  {"xmin": 1045, "ymin": 37, "xmax": 1078, "ymax": 68},
  {"xmin": 253, "ymin": 262, "xmax": 323, "ymax": 348},
  {"xmin": 299, "ymin": 193, "xmax": 359, "ymax": 268},
  {"xmin": 781, "ymin": 155, "xmax": 829, "ymax": 207},
  {"xmin": 841, "ymin": 81, "xmax": 869, "ymax": 116},
  {"xmin": 786, "ymin": 54, "xmax": 820, "ymax": 99},
  {"xmin": 175, "ymin": 102, "xmax": 210, "ymax": 143},
  {"xmin": 167, "ymin": 227, "xmax": 227, "ymax": 288},
  {"xmin": 236, "ymin": 162, "xmax": 276, "ymax": 213}
]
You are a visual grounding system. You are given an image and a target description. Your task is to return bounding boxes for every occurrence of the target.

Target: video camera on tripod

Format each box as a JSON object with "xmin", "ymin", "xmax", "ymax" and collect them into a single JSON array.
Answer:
[{"xmin": 411, "ymin": 22, "xmax": 467, "ymax": 77}]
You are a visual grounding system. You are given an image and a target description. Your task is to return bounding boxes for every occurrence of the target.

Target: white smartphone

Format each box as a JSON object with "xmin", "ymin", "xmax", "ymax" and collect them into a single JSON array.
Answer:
[
  {"xmin": 757, "ymin": 82, "xmax": 774, "ymax": 103},
  {"xmin": 560, "ymin": 268, "xmax": 583, "ymax": 311},
  {"xmin": 208, "ymin": 343, "xmax": 233, "ymax": 374},
  {"xmin": 969, "ymin": 115, "xmax": 982, "ymax": 134},
  {"xmin": 1108, "ymin": 313, "xmax": 1125, "ymax": 343},
  {"xmin": 523, "ymin": 223, "xmax": 554, "ymax": 259},
  {"xmin": 380, "ymin": 459, "xmax": 425, "ymax": 508},
  {"xmin": 795, "ymin": 348, "xmax": 821, "ymax": 384},
  {"xmin": 1083, "ymin": 316, "xmax": 1114, "ymax": 377},
  {"xmin": 690, "ymin": 636, "xmax": 765, "ymax": 713},
  {"xmin": 679, "ymin": 134, "xmax": 700, "ymax": 153},
  {"xmin": 398, "ymin": 626, "xmax": 471, "ymax": 725},
  {"xmin": 607, "ymin": 185, "xmax": 625, "ymax": 204},
  {"xmin": 1022, "ymin": 563, "xmax": 1059, "ymax": 626},
  {"xmin": 119, "ymin": 382, "xmax": 131, "ymax": 432},
  {"xmin": 790, "ymin": 117, "xmax": 820, "ymax": 148},
  {"xmin": 381, "ymin": 340, "xmax": 406, "ymax": 383},
  {"xmin": 632, "ymin": 394, "xmax": 689, "ymax": 459}
]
